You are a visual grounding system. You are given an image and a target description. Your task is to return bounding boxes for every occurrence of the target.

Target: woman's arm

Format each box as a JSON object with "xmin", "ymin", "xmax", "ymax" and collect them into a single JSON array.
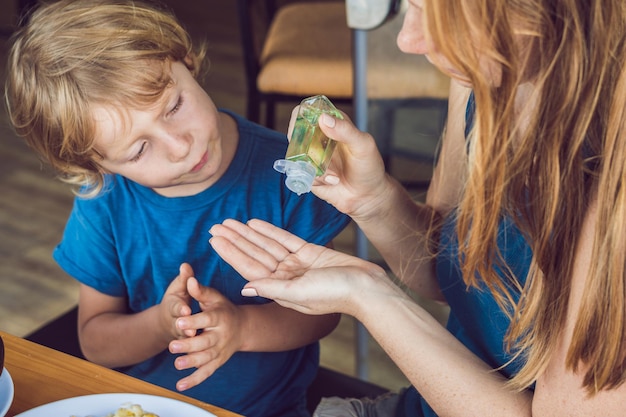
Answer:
[
  {"xmin": 211, "ymin": 211, "xmax": 626, "ymax": 416},
  {"xmin": 356, "ymin": 273, "xmax": 534, "ymax": 417},
  {"xmin": 210, "ymin": 219, "xmax": 533, "ymax": 416},
  {"xmin": 304, "ymin": 81, "xmax": 470, "ymax": 300},
  {"xmin": 361, "ymin": 82, "xmax": 471, "ymax": 297}
]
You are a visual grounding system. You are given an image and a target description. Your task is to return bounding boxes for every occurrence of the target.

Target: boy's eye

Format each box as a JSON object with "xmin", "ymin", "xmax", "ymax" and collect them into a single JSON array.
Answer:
[
  {"xmin": 130, "ymin": 142, "xmax": 147, "ymax": 162},
  {"xmin": 168, "ymin": 96, "xmax": 184, "ymax": 116}
]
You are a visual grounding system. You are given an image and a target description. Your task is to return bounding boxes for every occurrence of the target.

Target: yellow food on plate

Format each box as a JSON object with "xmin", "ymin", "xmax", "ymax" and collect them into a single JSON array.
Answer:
[{"xmin": 107, "ymin": 404, "xmax": 159, "ymax": 417}]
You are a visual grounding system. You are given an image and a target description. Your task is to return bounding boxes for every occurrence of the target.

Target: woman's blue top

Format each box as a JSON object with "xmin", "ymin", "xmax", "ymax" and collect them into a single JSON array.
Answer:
[{"xmin": 396, "ymin": 93, "xmax": 533, "ymax": 416}]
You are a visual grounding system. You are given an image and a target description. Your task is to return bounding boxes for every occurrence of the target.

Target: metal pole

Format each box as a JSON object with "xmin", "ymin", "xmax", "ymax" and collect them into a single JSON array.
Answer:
[{"xmin": 352, "ymin": 28, "xmax": 370, "ymax": 381}]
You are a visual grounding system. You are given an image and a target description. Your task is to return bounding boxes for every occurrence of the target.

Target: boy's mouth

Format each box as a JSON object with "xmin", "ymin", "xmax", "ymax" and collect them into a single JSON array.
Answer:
[{"xmin": 191, "ymin": 151, "xmax": 209, "ymax": 173}]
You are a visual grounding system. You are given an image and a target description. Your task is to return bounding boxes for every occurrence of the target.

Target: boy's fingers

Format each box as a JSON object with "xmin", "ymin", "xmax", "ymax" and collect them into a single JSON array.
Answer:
[{"xmin": 179, "ymin": 262, "xmax": 195, "ymax": 278}]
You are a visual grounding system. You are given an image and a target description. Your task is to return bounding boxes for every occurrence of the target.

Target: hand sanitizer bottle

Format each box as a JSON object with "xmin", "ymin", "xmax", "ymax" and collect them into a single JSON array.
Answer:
[{"xmin": 273, "ymin": 95, "xmax": 343, "ymax": 195}]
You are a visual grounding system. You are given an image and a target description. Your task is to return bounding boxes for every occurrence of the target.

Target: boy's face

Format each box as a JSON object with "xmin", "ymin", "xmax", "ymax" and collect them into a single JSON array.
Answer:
[{"xmin": 92, "ymin": 61, "xmax": 229, "ymax": 197}]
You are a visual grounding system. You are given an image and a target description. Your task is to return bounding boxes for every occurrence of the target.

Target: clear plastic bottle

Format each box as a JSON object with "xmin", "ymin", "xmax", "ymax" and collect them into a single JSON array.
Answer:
[{"xmin": 273, "ymin": 95, "xmax": 343, "ymax": 195}]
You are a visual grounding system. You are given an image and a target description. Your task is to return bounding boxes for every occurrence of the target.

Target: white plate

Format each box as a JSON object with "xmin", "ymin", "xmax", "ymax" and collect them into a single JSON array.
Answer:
[
  {"xmin": 0, "ymin": 368, "xmax": 14, "ymax": 417},
  {"xmin": 14, "ymin": 393, "xmax": 217, "ymax": 417}
]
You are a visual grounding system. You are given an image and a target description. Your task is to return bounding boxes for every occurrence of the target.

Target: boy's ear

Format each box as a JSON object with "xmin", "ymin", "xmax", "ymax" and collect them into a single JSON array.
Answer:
[
  {"xmin": 94, "ymin": 163, "xmax": 112, "ymax": 175},
  {"xmin": 183, "ymin": 54, "xmax": 205, "ymax": 80},
  {"xmin": 183, "ymin": 54, "xmax": 195, "ymax": 69},
  {"xmin": 89, "ymin": 151, "xmax": 111, "ymax": 174}
]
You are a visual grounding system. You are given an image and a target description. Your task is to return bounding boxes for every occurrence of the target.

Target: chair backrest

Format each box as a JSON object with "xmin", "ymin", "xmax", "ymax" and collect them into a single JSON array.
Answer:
[
  {"xmin": 366, "ymin": 9, "xmax": 450, "ymax": 100},
  {"xmin": 237, "ymin": 0, "xmax": 341, "ymax": 100},
  {"xmin": 236, "ymin": 0, "xmax": 353, "ymax": 126},
  {"xmin": 235, "ymin": 0, "xmax": 449, "ymax": 144},
  {"xmin": 236, "ymin": 0, "xmax": 272, "ymax": 110}
]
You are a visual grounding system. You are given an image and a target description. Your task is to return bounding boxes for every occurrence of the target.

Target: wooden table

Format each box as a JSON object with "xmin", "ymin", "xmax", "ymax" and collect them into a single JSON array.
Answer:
[{"xmin": 1, "ymin": 331, "xmax": 243, "ymax": 417}]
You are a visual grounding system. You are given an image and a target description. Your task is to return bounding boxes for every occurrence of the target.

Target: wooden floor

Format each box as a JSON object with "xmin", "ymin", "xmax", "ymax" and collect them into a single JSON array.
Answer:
[{"xmin": 0, "ymin": 0, "xmax": 448, "ymax": 392}]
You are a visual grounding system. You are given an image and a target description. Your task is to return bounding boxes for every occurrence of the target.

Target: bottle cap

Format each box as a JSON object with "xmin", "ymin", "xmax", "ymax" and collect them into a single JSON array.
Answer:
[{"xmin": 273, "ymin": 159, "xmax": 317, "ymax": 195}]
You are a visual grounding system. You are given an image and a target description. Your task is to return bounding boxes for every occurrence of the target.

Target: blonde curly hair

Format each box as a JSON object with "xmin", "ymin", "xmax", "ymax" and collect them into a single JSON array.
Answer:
[{"xmin": 5, "ymin": 0, "xmax": 207, "ymax": 196}]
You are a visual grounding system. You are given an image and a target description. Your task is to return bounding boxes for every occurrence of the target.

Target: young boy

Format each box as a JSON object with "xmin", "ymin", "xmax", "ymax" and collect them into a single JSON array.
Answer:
[{"xmin": 4, "ymin": 1, "xmax": 350, "ymax": 416}]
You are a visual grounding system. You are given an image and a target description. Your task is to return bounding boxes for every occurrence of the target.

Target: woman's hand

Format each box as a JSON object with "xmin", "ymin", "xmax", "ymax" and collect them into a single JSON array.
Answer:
[
  {"xmin": 209, "ymin": 218, "xmax": 390, "ymax": 317},
  {"xmin": 288, "ymin": 106, "xmax": 392, "ymax": 221}
]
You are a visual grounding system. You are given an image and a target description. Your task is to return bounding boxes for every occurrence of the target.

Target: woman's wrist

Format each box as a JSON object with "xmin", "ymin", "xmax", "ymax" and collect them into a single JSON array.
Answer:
[
  {"xmin": 349, "ymin": 173, "xmax": 401, "ymax": 224},
  {"xmin": 347, "ymin": 265, "xmax": 403, "ymax": 320}
]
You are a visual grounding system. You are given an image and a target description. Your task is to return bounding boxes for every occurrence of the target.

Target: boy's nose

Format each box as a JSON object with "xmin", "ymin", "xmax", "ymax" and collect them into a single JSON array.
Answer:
[{"xmin": 165, "ymin": 134, "xmax": 192, "ymax": 162}]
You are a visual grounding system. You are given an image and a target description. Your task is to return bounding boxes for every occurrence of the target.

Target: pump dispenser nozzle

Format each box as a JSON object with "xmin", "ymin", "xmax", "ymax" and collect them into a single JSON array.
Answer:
[
  {"xmin": 273, "ymin": 159, "xmax": 317, "ymax": 195},
  {"xmin": 274, "ymin": 95, "xmax": 343, "ymax": 195}
]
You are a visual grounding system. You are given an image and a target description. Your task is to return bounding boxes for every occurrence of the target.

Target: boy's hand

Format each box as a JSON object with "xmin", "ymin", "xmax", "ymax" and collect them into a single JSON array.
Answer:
[
  {"xmin": 160, "ymin": 263, "xmax": 195, "ymax": 339},
  {"xmin": 168, "ymin": 279, "xmax": 243, "ymax": 391}
]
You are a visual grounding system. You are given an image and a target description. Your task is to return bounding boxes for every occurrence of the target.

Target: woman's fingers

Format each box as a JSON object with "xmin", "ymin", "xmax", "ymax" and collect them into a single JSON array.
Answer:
[
  {"xmin": 286, "ymin": 105, "xmax": 300, "ymax": 140},
  {"xmin": 209, "ymin": 235, "xmax": 273, "ymax": 280},
  {"xmin": 209, "ymin": 222, "xmax": 282, "ymax": 279},
  {"xmin": 246, "ymin": 219, "xmax": 308, "ymax": 253},
  {"xmin": 220, "ymin": 219, "xmax": 293, "ymax": 260},
  {"xmin": 209, "ymin": 219, "xmax": 307, "ymax": 279},
  {"xmin": 319, "ymin": 112, "xmax": 375, "ymax": 152},
  {"xmin": 242, "ymin": 279, "xmax": 316, "ymax": 314}
]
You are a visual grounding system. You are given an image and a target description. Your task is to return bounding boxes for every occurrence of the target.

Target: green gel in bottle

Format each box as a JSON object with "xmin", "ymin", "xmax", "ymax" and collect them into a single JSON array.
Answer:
[{"xmin": 273, "ymin": 95, "xmax": 343, "ymax": 195}]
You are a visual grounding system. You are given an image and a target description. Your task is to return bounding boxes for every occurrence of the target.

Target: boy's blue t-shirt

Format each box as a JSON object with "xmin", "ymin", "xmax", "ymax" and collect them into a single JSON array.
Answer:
[{"xmin": 53, "ymin": 110, "xmax": 351, "ymax": 417}]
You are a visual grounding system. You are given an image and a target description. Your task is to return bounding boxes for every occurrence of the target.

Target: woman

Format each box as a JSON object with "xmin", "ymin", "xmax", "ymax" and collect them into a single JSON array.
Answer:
[{"xmin": 209, "ymin": 0, "xmax": 626, "ymax": 415}]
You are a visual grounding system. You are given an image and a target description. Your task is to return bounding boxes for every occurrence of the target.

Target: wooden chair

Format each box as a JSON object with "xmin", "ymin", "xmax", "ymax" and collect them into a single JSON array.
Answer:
[
  {"xmin": 364, "ymin": 8, "xmax": 449, "ymax": 177},
  {"xmin": 236, "ymin": 0, "xmax": 450, "ymax": 183},
  {"xmin": 237, "ymin": 0, "xmax": 355, "ymax": 129}
]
